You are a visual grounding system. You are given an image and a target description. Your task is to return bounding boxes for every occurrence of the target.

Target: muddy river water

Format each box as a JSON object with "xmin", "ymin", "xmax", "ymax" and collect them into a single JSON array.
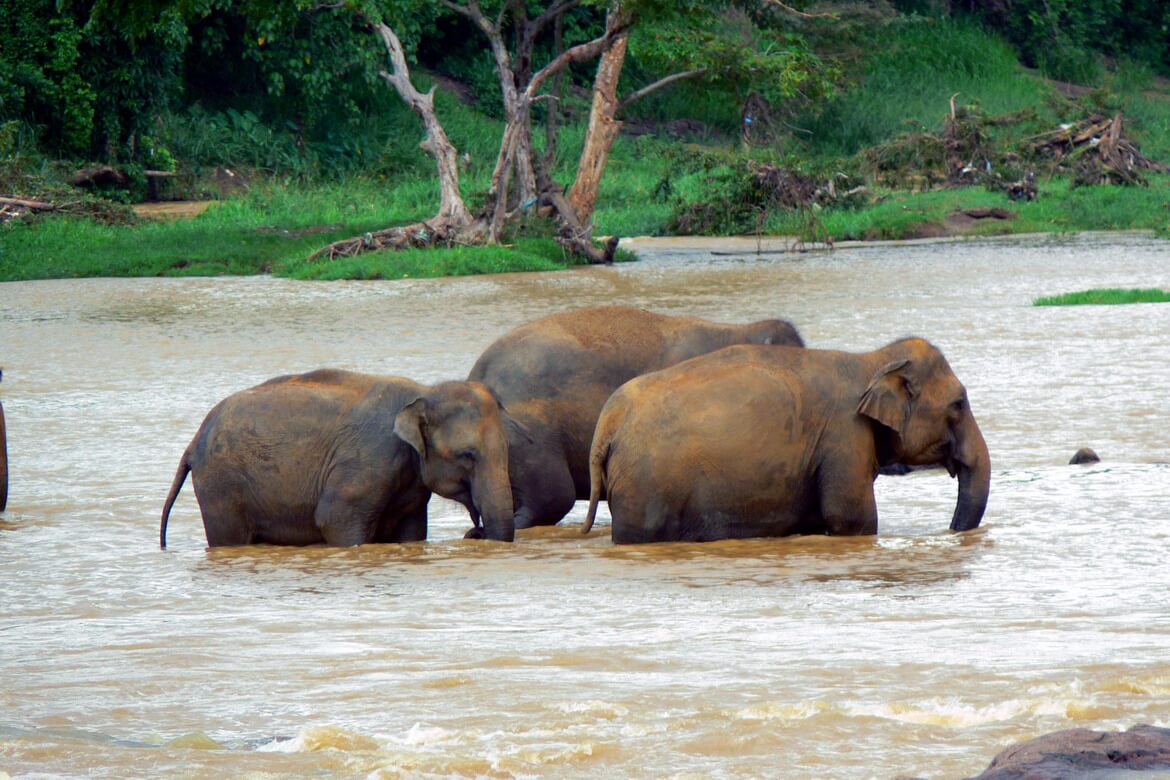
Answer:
[{"xmin": 1, "ymin": 232, "xmax": 1168, "ymax": 778}]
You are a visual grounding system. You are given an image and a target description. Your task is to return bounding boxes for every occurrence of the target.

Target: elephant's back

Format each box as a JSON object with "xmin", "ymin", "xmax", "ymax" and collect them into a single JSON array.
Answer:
[
  {"xmin": 188, "ymin": 371, "xmax": 410, "ymax": 473},
  {"xmin": 470, "ymin": 307, "xmax": 672, "ymax": 402}
]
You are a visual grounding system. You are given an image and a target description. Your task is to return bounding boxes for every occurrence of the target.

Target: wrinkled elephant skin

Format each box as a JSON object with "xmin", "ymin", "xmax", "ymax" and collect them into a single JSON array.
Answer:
[
  {"xmin": 585, "ymin": 338, "xmax": 990, "ymax": 543},
  {"xmin": 469, "ymin": 306, "xmax": 804, "ymax": 529}
]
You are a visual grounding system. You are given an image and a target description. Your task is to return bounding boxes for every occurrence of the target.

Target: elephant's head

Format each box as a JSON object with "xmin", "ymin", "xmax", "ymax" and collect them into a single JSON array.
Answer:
[
  {"xmin": 857, "ymin": 339, "xmax": 990, "ymax": 532},
  {"xmin": 394, "ymin": 381, "xmax": 515, "ymax": 541}
]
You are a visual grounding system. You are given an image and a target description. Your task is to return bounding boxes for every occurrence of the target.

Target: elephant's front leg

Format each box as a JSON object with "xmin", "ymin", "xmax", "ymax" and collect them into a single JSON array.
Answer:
[{"xmin": 816, "ymin": 459, "xmax": 879, "ymax": 535}]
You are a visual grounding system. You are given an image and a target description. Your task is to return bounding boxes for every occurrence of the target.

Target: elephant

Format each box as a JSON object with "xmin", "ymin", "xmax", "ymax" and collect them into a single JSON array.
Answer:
[
  {"xmin": 159, "ymin": 369, "xmax": 517, "ymax": 547},
  {"xmin": 467, "ymin": 306, "xmax": 805, "ymax": 530},
  {"xmin": 583, "ymin": 337, "xmax": 990, "ymax": 543},
  {"xmin": 1, "ymin": 368, "xmax": 7, "ymax": 512}
]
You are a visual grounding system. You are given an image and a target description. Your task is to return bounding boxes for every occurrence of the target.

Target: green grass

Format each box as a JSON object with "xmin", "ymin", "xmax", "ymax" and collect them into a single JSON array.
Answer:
[
  {"xmin": 797, "ymin": 18, "xmax": 1057, "ymax": 160},
  {"xmin": 0, "ymin": 175, "xmax": 584, "ymax": 281},
  {"xmin": 761, "ymin": 173, "xmax": 1170, "ymax": 241},
  {"xmin": 282, "ymin": 239, "xmax": 584, "ymax": 280},
  {"xmin": 1034, "ymin": 288, "xmax": 1170, "ymax": 306}
]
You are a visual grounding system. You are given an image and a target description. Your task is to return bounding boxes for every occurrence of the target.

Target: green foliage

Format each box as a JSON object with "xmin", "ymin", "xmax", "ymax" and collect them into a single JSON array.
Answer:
[
  {"xmin": 796, "ymin": 17, "xmax": 1051, "ymax": 159},
  {"xmin": 0, "ymin": 1, "xmax": 95, "ymax": 155},
  {"xmin": 1034, "ymin": 288, "xmax": 1170, "ymax": 306},
  {"xmin": 807, "ymin": 173, "xmax": 1170, "ymax": 241},
  {"xmin": 0, "ymin": 0, "xmax": 186, "ymax": 160},
  {"xmin": 957, "ymin": 0, "xmax": 1170, "ymax": 81},
  {"xmin": 622, "ymin": 4, "xmax": 837, "ymax": 135}
]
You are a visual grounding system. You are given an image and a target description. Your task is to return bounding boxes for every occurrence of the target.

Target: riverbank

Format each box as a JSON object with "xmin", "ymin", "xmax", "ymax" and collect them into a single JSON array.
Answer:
[{"xmin": 1, "ymin": 173, "xmax": 1167, "ymax": 283}]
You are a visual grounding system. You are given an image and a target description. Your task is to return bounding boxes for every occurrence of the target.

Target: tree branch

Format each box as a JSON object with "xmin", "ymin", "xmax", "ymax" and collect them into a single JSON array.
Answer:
[
  {"xmin": 526, "ymin": 16, "xmax": 631, "ymax": 99},
  {"xmin": 761, "ymin": 0, "xmax": 837, "ymax": 19},
  {"xmin": 617, "ymin": 68, "xmax": 707, "ymax": 112}
]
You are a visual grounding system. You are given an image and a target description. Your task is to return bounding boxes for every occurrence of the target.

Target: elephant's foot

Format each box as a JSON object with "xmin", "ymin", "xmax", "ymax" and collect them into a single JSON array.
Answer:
[{"xmin": 463, "ymin": 526, "xmax": 486, "ymax": 540}]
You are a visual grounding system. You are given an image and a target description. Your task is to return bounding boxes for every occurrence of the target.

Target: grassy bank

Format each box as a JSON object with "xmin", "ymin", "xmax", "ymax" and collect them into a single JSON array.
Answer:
[{"xmin": 2, "ymin": 20, "xmax": 1168, "ymax": 282}]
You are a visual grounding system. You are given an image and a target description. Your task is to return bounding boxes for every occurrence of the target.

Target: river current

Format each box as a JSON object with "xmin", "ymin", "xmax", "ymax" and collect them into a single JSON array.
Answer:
[{"xmin": 1, "ymin": 232, "xmax": 1168, "ymax": 778}]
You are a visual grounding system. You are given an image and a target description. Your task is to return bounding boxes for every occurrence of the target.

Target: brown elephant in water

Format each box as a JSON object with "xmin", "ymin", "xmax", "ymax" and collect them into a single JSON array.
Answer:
[
  {"xmin": 160, "ymin": 369, "xmax": 516, "ymax": 547},
  {"xmin": 1, "ymin": 368, "xmax": 7, "ymax": 512},
  {"xmin": 584, "ymin": 338, "xmax": 990, "ymax": 543},
  {"xmin": 468, "ymin": 306, "xmax": 805, "ymax": 530}
]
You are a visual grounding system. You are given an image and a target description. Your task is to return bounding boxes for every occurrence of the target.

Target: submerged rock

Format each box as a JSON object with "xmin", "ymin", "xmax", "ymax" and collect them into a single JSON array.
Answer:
[
  {"xmin": 969, "ymin": 724, "xmax": 1170, "ymax": 778},
  {"xmin": 1069, "ymin": 447, "xmax": 1101, "ymax": 465}
]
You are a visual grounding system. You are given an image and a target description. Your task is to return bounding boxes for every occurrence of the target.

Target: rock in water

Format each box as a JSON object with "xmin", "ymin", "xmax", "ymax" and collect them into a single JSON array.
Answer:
[{"xmin": 970, "ymin": 724, "xmax": 1170, "ymax": 778}]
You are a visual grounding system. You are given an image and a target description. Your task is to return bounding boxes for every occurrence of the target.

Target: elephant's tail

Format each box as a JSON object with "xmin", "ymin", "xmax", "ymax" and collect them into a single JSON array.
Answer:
[
  {"xmin": 582, "ymin": 437, "xmax": 610, "ymax": 535},
  {"xmin": 160, "ymin": 453, "xmax": 190, "ymax": 549}
]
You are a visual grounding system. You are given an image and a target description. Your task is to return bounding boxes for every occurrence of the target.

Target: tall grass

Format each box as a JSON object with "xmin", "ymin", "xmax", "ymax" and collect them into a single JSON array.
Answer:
[{"xmin": 797, "ymin": 18, "xmax": 1055, "ymax": 159}]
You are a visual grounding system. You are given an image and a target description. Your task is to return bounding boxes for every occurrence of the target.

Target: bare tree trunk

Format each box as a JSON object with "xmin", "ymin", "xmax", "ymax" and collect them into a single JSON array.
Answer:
[
  {"xmin": 372, "ymin": 22, "xmax": 471, "ymax": 227},
  {"xmin": 310, "ymin": 19, "xmax": 481, "ymax": 261},
  {"xmin": 565, "ymin": 14, "xmax": 629, "ymax": 230}
]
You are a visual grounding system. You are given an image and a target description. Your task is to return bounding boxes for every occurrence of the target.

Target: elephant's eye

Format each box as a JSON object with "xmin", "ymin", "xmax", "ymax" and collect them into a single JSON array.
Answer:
[
  {"xmin": 950, "ymin": 398, "xmax": 967, "ymax": 415},
  {"xmin": 457, "ymin": 449, "xmax": 478, "ymax": 463}
]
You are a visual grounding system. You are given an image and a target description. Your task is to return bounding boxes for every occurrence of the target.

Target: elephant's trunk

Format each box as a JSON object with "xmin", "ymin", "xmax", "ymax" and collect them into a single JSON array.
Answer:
[
  {"xmin": 475, "ymin": 470, "xmax": 515, "ymax": 542},
  {"xmin": 949, "ymin": 412, "xmax": 990, "ymax": 532}
]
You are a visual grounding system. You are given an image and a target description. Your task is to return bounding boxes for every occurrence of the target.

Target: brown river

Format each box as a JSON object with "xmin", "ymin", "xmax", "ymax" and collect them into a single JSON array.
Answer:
[{"xmin": 1, "ymin": 232, "xmax": 1168, "ymax": 779}]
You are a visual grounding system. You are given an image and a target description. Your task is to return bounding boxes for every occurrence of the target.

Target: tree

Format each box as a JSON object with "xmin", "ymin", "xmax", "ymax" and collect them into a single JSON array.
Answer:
[
  {"xmin": 89, "ymin": 0, "xmax": 834, "ymax": 262},
  {"xmin": 313, "ymin": 0, "xmax": 630, "ymax": 262}
]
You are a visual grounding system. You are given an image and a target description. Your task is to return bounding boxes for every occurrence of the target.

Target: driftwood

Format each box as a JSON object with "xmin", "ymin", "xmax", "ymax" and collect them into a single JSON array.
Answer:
[
  {"xmin": 0, "ymin": 196, "xmax": 58, "ymax": 225},
  {"xmin": 307, "ymin": 217, "xmax": 468, "ymax": 261},
  {"xmin": 0, "ymin": 196, "xmax": 55, "ymax": 211},
  {"xmin": 1028, "ymin": 112, "xmax": 1165, "ymax": 185}
]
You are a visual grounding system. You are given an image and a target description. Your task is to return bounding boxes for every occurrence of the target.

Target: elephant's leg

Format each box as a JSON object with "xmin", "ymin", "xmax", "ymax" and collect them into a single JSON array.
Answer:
[
  {"xmin": 517, "ymin": 467, "xmax": 580, "ymax": 528},
  {"xmin": 381, "ymin": 505, "xmax": 428, "ymax": 543},
  {"xmin": 198, "ymin": 497, "xmax": 257, "ymax": 547},
  {"xmin": 514, "ymin": 457, "xmax": 577, "ymax": 528},
  {"xmin": 817, "ymin": 461, "xmax": 878, "ymax": 535},
  {"xmin": 314, "ymin": 486, "xmax": 382, "ymax": 547}
]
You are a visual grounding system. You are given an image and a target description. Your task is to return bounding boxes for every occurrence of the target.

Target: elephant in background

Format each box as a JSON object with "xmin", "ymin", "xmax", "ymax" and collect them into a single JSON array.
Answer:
[
  {"xmin": 468, "ymin": 306, "xmax": 805, "ymax": 530},
  {"xmin": 160, "ymin": 369, "xmax": 516, "ymax": 547},
  {"xmin": 584, "ymin": 337, "xmax": 990, "ymax": 543}
]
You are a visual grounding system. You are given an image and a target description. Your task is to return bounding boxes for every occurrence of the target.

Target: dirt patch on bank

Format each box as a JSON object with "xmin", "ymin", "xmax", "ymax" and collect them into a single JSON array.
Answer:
[{"xmin": 132, "ymin": 201, "xmax": 214, "ymax": 220}]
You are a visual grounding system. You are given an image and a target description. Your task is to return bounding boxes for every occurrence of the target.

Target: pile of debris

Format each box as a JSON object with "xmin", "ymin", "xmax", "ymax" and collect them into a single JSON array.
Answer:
[
  {"xmin": 861, "ymin": 103, "xmax": 1166, "ymax": 193},
  {"xmin": 0, "ymin": 196, "xmax": 56, "ymax": 225},
  {"xmin": 1027, "ymin": 112, "xmax": 1166, "ymax": 186}
]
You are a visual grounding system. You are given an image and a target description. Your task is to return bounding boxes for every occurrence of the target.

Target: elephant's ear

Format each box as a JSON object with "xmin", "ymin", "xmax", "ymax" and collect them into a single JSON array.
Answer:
[
  {"xmin": 857, "ymin": 359, "xmax": 915, "ymax": 434},
  {"xmin": 394, "ymin": 397, "xmax": 429, "ymax": 458}
]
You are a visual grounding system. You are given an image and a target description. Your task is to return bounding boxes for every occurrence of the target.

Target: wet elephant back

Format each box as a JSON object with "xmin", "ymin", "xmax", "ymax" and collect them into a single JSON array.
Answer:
[{"xmin": 469, "ymin": 307, "xmax": 672, "ymax": 404}]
